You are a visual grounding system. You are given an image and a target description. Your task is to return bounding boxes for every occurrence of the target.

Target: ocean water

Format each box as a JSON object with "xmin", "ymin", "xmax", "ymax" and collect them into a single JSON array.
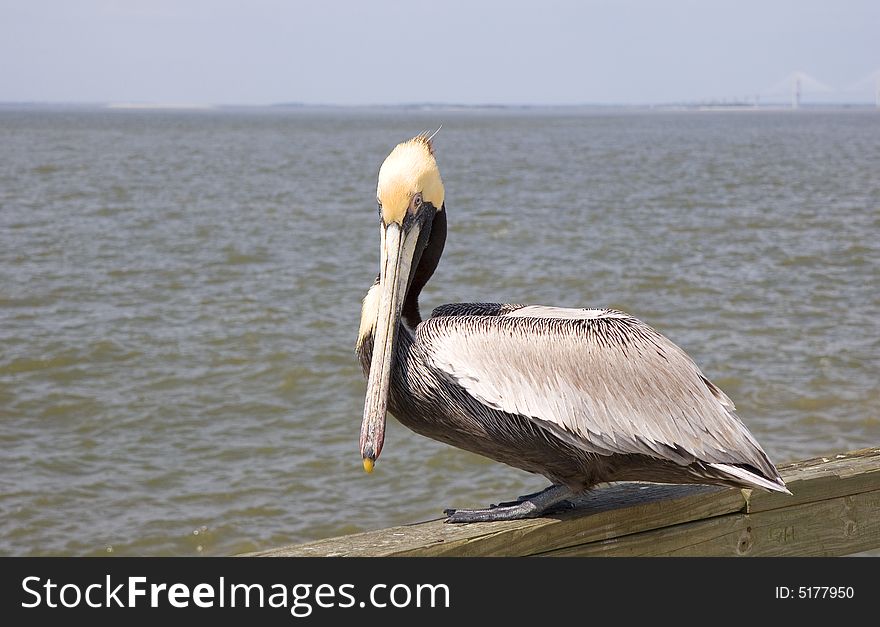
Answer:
[{"xmin": 0, "ymin": 106, "xmax": 878, "ymax": 556}]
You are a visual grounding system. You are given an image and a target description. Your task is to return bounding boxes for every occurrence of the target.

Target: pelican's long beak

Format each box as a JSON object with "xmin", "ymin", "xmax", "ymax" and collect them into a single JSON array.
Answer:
[{"xmin": 360, "ymin": 220, "xmax": 421, "ymax": 472}]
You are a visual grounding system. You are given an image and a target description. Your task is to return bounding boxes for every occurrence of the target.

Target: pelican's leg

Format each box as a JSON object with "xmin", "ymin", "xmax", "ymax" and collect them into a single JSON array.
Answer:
[
  {"xmin": 444, "ymin": 484, "xmax": 575, "ymax": 523},
  {"xmin": 492, "ymin": 484, "xmax": 560, "ymax": 508}
]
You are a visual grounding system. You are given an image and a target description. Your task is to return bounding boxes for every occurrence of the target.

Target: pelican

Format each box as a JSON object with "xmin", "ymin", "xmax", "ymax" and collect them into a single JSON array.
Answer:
[{"xmin": 357, "ymin": 134, "xmax": 790, "ymax": 523}]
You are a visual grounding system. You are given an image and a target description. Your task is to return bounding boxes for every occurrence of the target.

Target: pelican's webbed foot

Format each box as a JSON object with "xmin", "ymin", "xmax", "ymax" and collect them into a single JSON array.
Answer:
[{"xmin": 444, "ymin": 484, "xmax": 574, "ymax": 523}]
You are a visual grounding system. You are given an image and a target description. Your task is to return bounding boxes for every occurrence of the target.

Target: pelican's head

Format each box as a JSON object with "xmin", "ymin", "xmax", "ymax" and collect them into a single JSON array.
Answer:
[
  {"xmin": 360, "ymin": 135, "xmax": 445, "ymax": 472},
  {"xmin": 376, "ymin": 135, "xmax": 445, "ymax": 226}
]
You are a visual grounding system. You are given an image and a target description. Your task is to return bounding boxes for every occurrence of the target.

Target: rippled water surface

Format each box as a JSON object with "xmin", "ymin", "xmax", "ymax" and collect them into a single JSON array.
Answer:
[{"xmin": 1, "ymin": 107, "xmax": 878, "ymax": 555}]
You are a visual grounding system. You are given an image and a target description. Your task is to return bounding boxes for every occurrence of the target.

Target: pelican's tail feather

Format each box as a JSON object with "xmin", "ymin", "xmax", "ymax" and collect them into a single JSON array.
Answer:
[{"xmin": 708, "ymin": 462, "xmax": 792, "ymax": 494}]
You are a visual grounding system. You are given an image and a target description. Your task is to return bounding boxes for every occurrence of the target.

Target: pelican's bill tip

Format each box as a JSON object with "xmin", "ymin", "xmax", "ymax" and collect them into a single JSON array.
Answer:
[{"xmin": 363, "ymin": 457, "xmax": 375, "ymax": 474}]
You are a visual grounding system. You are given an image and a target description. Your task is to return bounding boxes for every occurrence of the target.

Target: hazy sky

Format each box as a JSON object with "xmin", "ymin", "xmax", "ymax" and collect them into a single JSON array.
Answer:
[{"xmin": 1, "ymin": 0, "xmax": 878, "ymax": 105}]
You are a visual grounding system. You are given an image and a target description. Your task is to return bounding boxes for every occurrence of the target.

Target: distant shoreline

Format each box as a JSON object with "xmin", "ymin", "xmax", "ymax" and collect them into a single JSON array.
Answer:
[{"xmin": 0, "ymin": 101, "xmax": 877, "ymax": 113}]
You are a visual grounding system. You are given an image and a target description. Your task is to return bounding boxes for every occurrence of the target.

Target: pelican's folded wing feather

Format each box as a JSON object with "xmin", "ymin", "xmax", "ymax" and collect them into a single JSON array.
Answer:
[{"xmin": 418, "ymin": 305, "xmax": 780, "ymax": 483}]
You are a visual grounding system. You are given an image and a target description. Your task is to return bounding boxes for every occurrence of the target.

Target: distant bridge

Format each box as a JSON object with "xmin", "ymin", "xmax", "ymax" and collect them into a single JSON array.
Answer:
[{"xmin": 759, "ymin": 70, "xmax": 880, "ymax": 108}]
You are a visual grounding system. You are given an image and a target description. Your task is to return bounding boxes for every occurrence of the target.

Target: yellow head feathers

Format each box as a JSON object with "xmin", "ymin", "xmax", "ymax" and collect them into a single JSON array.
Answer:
[{"xmin": 377, "ymin": 135, "xmax": 445, "ymax": 225}]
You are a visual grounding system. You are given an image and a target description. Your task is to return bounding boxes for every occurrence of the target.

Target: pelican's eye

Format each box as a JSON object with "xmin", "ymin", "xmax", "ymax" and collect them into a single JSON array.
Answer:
[{"xmin": 412, "ymin": 193, "xmax": 423, "ymax": 210}]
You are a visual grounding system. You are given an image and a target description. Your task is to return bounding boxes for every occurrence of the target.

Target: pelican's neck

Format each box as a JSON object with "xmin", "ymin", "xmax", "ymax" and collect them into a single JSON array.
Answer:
[
  {"xmin": 355, "ymin": 283, "xmax": 414, "ymax": 377},
  {"xmin": 356, "ymin": 278, "xmax": 381, "ymax": 359},
  {"xmin": 356, "ymin": 206, "xmax": 446, "ymax": 371},
  {"xmin": 402, "ymin": 206, "xmax": 446, "ymax": 329}
]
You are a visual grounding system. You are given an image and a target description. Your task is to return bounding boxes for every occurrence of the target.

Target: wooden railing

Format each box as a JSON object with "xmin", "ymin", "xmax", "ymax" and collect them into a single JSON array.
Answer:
[{"xmin": 243, "ymin": 447, "xmax": 880, "ymax": 557}]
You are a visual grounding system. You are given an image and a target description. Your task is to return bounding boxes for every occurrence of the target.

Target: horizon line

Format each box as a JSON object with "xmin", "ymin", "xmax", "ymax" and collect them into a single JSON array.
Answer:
[{"xmin": 1, "ymin": 99, "xmax": 879, "ymax": 111}]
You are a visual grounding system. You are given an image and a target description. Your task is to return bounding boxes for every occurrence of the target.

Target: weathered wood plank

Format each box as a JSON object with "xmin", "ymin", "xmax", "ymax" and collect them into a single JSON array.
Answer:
[
  {"xmin": 243, "ymin": 447, "xmax": 880, "ymax": 557},
  {"xmin": 394, "ymin": 483, "xmax": 745, "ymax": 557},
  {"xmin": 747, "ymin": 447, "xmax": 880, "ymax": 513},
  {"xmin": 245, "ymin": 483, "xmax": 746, "ymax": 557},
  {"xmin": 545, "ymin": 489, "xmax": 880, "ymax": 557}
]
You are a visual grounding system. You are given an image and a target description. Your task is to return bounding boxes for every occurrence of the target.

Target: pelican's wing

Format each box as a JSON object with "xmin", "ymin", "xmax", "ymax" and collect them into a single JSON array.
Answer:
[{"xmin": 419, "ymin": 305, "xmax": 785, "ymax": 490}]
